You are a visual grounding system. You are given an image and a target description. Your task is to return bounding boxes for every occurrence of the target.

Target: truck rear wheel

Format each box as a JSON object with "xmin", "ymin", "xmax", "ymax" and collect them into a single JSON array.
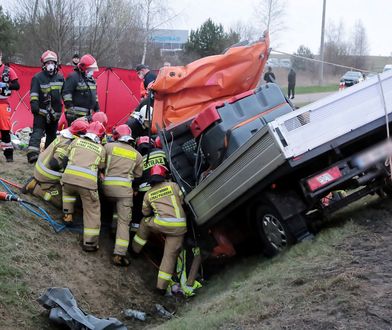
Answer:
[{"xmin": 255, "ymin": 205, "xmax": 295, "ymax": 257}]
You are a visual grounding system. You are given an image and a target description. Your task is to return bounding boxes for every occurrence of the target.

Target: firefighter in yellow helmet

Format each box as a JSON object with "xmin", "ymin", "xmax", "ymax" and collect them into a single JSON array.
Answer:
[
  {"xmin": 21, "ymin": 120, "xmax": 89, "ymax": 208},
  {"xmin": 132, "ymin": 164, "xmax": 187, "ymax": 294},
  {"xmin": 102, "ymin": 124, "xmax": 143, "ymax": 266},
  {"xmin": 61, "ymin": 121, "xmax": 106, "ymax": 252}
]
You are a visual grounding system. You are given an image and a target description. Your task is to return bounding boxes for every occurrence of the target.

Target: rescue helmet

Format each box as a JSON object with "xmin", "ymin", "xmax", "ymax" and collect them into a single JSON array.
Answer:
[
  {"xmin": 91, "ymin": 112, "xmax": 108, "ymax": 127},
  {"xmin": 149, "ymin": 164, "xmax": 169, "ymax": 184},
  {"xmin": 136, "ymin": 136, "xmax": 155, "ymax": 147},
  {"xmin": 69, "ymin": 119, "xmax": 89, "ymax": 136},
  {"xmin": 78, "ymin": 54, "xmax": 98, "ymax": 72},
  {"xmin": 139, "ymin": 104, "xmax": 153, "ymax": 123},
  {"xmin": 87, "ymin": 121, "xmax": 106, "ymax": 137},
  {"xmin": 112, "ymin": 124, "xmax": 133, "ymax": 142},
  {"xmin": 40, "ymin": 50, "xmax": 58, "ymax": 64},
  {"xmin": 155, "ymin": 136, "xmax": 162, "ymax": 149}
]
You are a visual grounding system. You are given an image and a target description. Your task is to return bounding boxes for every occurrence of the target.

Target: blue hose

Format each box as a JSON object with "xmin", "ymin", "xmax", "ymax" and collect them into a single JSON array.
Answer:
[{"xmin": 0, "ymin": 178, "xmax": 66, "ymax": 233}]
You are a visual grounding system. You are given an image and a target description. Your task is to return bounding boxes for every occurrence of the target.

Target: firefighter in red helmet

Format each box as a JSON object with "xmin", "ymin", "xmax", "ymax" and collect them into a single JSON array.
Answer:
[
  {"xmin": 102, "ymin": 124, "xmax": 143, "ymax": 265},
  {"xmin": 132, "ymin": 164, "xmax": 187, "ymax": 294},
  {"xmin": 61, "ymin": 121, "xmax": 106, "ymax": 252},
  {"xmin": 27, "ymin": 50, "xmax": 65, "ymax": 163},
  {"xmin": 21, "ymin": 120, "xmax": 89, "ymax": 208},
  {"xmin": 0, "ymin": 49, "xmax": 20, "ymax": 162},
  {"xmin": 62, "ymin": 54, "xmax": 100, "ymax": 126}
]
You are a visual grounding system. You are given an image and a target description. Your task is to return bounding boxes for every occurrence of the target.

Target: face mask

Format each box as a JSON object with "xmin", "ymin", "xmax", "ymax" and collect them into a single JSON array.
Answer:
[
  {"xmin": 86, "ymin": 70, "xmax": 94, "ymax": 78},
  {"xmin": 46, "ymin": 63, "xmax": 55, "ymax": 73},
  {"xmin": 137, "ymin": 71, "xmax": 145, "ymax": 79}
]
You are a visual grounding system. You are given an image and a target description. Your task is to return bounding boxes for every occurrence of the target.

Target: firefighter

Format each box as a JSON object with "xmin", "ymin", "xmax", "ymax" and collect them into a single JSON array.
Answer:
[
  {"xmin": 21, "ymin": 120, "xmax": 89, "ymax": 208},
  {"xmin": 61, "ymin": 121, "xmax": 106, "ymax": 252},
  {"xmin": 102, "ymin": 124, "xmax": 143, "ymax": 266},
  {"xmin": 132, "ymin": 164, "xmax": 187, "ymax": 294},
  {"xmin": 133, "ymin": 136, "xmax": 167, "ymax": 224},
  {"xmin": 0, "ymin": 49, "xmax": 20, "ymax": 162},
  {"xmin": 91, "ymin": 111, "xmax": 108, "ymax": 127},
  {"xmin": 27, "ymin": 50, "xmax": 65, "ymax": 164},
  {"xmin": 126, "ymin": 101, "xmax": 153, "ymax": 139},
  {"xmin": 62, "ymin": 54, "xmax": 100, "ymax": 126},
  {"xmin": 135, "ymin": 64, "xmax": 156, "ymax": 91}
]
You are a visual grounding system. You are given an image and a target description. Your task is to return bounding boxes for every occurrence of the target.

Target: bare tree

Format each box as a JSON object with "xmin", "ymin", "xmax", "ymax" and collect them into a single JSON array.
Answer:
[
  {"xmin": 253, "ymin": 0, "xmax": 286, "ymax": 45},
  {"xmin": 229, "ymin": 20, "xmax": 257, "ymax": 42},
  {"xmin": 351, "ymin": 19, "xmax": 369, "ymax": 56}
]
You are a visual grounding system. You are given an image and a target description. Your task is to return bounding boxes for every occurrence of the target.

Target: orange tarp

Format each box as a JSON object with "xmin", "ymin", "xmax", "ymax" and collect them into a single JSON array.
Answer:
[{"xmin": 151, "ymin": 34, "xmax": 270, "ymax": 132}]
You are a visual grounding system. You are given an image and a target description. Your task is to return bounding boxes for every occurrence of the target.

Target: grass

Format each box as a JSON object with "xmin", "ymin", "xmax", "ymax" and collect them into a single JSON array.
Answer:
[
  {"xmin": 155, "ymin": 221, "xmax": 363, "ymax": 330},
  {"xmin": 282, "ymin": 84, "xmax": 338, "ymax": 94}
]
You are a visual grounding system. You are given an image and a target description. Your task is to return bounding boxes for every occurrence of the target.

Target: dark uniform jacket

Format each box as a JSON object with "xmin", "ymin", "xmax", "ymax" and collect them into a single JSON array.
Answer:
[
  {"xmin": 30, "ymin": 71, "xmax": 64, "ymax": 115},
  {"xmin": 62, "ymin": 71, "xmax": 99, "ymax": 116},
  {"xmin": 143, "ymin": 71, "xmax": 157, "ymax": 89}
]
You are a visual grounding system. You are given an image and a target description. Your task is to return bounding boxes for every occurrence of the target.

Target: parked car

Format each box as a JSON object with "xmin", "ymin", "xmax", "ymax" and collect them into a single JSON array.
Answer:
[
  {"xmin": 340, "ymin": 71, "xmax": 364, "ymax": 87},
  {"xmin": 279, "ymin": 58, "xmax": 291, "ymax": 68},
  {"xmin": 383, "ymin": 64, "xmax": 392, "ymax": 72}
]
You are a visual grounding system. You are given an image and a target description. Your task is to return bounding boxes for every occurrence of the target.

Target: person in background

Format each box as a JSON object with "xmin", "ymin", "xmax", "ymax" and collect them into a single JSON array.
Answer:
[
  {"xmin": 62, "ymin": 54, "xmax": 100, "ymax": 126},
  {"xmin": 263, "ymin": 66, "xmax": 276, "ymax": 83},
  {"xmin": 0, "ymin": 49, "xmax": 20, "ymax": 162},
  {"xmin": 135, "ymin": 64, "xmax": 156, "ymax": 92},
  {"xmin": 72, "ymin": 54, "xmax": 80, "ymax": 67},
  {"xmin": 288, "ymin": 68, "xmax": 296, "ymax": 99},
  {"xmin": 27, "ymin": 50, "xmax": 64, "ymax": 163}
]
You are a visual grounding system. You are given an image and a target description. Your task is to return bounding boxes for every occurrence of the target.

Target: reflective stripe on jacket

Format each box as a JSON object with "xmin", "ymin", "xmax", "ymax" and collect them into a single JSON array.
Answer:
[
  {"xmin": 61, "ymin": 137, "xmax": 106, "ymax": 190},
  {"xmin": 142, "ymin": 181, "xmax": 187, "ymax": 236},
  {"xmin": 34, "ymin": 135, "xmax": 73, "ymax": 183},
  {"xmin": 102, "ymin": 142, "xmax": 143, "ymax": 197}
]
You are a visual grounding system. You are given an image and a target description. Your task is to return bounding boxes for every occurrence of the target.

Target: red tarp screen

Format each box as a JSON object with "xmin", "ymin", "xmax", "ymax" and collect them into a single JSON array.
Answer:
[
  {"xmin": 7, "ymin": 64, "xmax": 142, "ymax": 132},
  {"xmin": 151, "ymin": 35, "xmax": 270, "ymax": 132}
]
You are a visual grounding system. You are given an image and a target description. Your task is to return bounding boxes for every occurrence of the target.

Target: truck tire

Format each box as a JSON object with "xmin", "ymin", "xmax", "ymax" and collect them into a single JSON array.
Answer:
[{"xmin": 255, "ymin": 205, "xmax": 295, "ymax": 257}]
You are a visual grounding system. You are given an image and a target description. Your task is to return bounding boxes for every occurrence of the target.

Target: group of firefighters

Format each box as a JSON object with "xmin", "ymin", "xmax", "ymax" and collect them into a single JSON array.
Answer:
[{"xmin": 0, "ymin": 49, "xmax": 197, "ymax": 296}]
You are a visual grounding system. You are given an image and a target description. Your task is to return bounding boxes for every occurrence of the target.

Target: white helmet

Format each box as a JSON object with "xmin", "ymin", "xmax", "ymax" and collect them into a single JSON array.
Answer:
[{"xmin": 139, "ymin": 104, "xmax": 153, "ymax": 122}]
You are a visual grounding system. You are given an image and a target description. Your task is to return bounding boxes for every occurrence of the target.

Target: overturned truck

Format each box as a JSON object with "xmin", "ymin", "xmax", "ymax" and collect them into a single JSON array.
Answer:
[{"xmin": 150, "ymin": 35, "xmax": 392, "ymax": 258}]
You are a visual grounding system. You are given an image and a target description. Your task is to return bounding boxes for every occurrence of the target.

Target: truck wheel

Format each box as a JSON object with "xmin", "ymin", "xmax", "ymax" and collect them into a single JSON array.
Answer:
[{"xmin": 255, "ymin": 205, "xmax": 295, "ymax": 257}]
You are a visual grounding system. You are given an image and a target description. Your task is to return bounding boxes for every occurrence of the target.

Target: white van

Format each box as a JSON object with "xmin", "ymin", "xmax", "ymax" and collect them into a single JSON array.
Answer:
[{"xmin": 383, "ymin": 64, "xmax": 392, "ymax": 72}]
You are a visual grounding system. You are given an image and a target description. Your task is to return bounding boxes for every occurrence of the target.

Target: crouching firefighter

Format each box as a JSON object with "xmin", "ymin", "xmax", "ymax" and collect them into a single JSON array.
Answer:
[
  {"xmin": 132, "ymin": 164, "xmax": 187, "ymax": 294},
  {"xmin": 0, "ymin": 49, "xmax": 20, "ymax": 162},
  {"xmin": 27, "ymin": 50, "xmax": 64, "ymax": 163},
  {"xmin": 102, "ymin": 124, "xmax": 143, "ymax": 266},
  {"xmin": 22, "ymin": 120, "xmax": 89, "ymax": 208},
  {"xmin": 61, "ymin": 121, "xmax": 106, "ymax": 252}
]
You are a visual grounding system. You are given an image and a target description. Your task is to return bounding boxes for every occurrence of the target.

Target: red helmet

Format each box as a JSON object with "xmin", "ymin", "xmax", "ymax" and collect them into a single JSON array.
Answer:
[
  {"xmin": 150, "ymin": 164, "xmax": 168, "ymax": 177},
  {"xmin": 112, "ymin": 124, "xmax": 133, "ymax": 141},
  {"xmin": 92, "ymin": 112, "xmax": 108, "ymax": 127},
  {"xmin": 136, "ymin": 136, "xmax": 155, "ymax": 147},
  {"xmin": 87, "ymin": 121, "xmax": 106, "ymax": 137},
  {"xmin": 41, "ymin": 50, "xmax": 58, "ymax": 64},
  {"xmin": 78, "ymin": 54, "xmax": 98, "ymax": 72},
  {"xmin": 69, "ymin": 119, "xmax": 89, "ymax": 135},
  {"xmin": 155, "ymin": 136, "xmax": 162, "ymax": 149}
]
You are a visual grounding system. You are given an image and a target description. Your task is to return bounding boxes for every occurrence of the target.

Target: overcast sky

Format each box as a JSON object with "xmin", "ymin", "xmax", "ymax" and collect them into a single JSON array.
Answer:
[
  {"xmin": 164, "ymin": 0, "xmax": 392, "ymax": 56},
  {"xmin": 2, "ymin": 0, "xmax": 391, "ymax": 56}
]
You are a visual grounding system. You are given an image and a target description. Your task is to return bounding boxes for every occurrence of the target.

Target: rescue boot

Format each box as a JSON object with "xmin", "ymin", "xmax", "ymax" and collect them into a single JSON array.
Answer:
[
  {"xmin": 21, "ymin": 177, "xmax": 37, "ymax": 194},
  {"xmin": 4, "ymin": 148, "xmax": 13, "ymax": 162},
  {"xmin": 82, "ymin": 243, "xmax": 99, "ymax": 252},
  {"xmin": 26, "ymin": 151, "xmax": 39, "ymax": 164},
  {"xmin": 62, "ymin": 213, "xmax": 73, "ymax": 223},
  {"xmin": 112, "ymin": 254, "xmax": 130, "ymax": 267}
]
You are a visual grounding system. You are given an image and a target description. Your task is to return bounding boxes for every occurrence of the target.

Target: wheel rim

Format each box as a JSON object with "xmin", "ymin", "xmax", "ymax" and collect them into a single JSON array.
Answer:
[{"xmin": 262, "ymin": 213, "xmax": 288, "ymax": 250}]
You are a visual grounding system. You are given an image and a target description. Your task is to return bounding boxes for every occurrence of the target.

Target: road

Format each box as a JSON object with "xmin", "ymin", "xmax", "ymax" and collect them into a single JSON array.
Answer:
[{"xmin": 291, "ymin": 91, "xmax": 335, "ymax": 106}]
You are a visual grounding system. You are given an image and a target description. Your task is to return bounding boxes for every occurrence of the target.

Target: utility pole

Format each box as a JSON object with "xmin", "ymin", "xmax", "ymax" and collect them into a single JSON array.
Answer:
[{"xmin": 319, "ymin": 0, "xmax": 326, "ymax": 86}]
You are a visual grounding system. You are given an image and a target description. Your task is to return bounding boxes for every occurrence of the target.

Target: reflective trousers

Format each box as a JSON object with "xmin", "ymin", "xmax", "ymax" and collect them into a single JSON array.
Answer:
[
  {"xmin": 62, "ymin": 183, "xmax": 101, "ymax": 248},
  {"xmin": 132, "ymin": 216, "xmax": 184, "ymax": 290},
  {"xmin": 32, "ymin": 181, "xmax": 62, "ymax": 209},
  {"xmin": 28, "ymin": 114, "xmax": 58, "ymax": 155},
  {"xmin": 108, "ymin": 197, "xmax": 133, "ymax": 256}
]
